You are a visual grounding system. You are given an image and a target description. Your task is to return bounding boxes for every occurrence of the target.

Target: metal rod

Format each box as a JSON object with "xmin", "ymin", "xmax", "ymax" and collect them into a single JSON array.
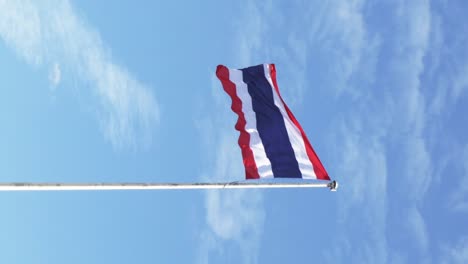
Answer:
[{"xmin": 0, "ymin": 181, "xmax": 337, "ymax": 191}]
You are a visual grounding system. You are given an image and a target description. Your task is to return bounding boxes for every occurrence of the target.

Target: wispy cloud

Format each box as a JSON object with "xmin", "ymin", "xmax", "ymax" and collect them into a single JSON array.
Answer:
[
  {"xmin": 427, "ymin": 6, "xmax": 468, "ymax": 116},
  {"xmin": 402, "ymin": 138, "xmax": 431, "ymax": 203},
  {"xmin": 49, "ymin": 62, "xmax": 61, "ymax": 88},
  {"xmin": 452, "ymin": 63, "xmax": 468, "ymax": 101},
  {"xmin": 199, "ymin": 4, "xmax": 384, "ymax": 263},
  {"xmin": 299, "ymin": 1, "xmax": 389, "ymax": 262},
  {"xmin": 406, "ymin": 206, "xmax": 429, "ymax": 253},
  {"xmin": 198, "ymin": 0, "xmax": 460, "ymax": 263},
  {"xmin": 440, "ymin": 237, "xmax": 468, "ymax": 264},
  {"xmin": 196, "ymin": 1, "xmax": 275, "ymax": 262},
  {"xmin": 449, "ymin": 144, "xmax": 468, "ymax": 213},
  {"xmin": 204, "ymin": 136, "xmax": 264, "ymax": 242},
  {"xmin": 196, "ymin": 74, "xmax": 265, "ymax": 263},
  {"xmin": 200, "ymin": 1, "xmax": 382, "ymax": 263},
  {"xmin": 322, "ymin": 0, "xmax": 435, "ymax": 262},
  {"xmin": 0, "ymin": 0, "xmax": 159, "ymax": 148},
  {"xmin": 306, "ymin": 0, "xmax": 372, "ymax": 98},
  {"xmin": 327, "ymin": 117, "xmax": 388, "ymax": 263},
  {"xmin": 392, "ymin": 3, "xmax": 434, "ymax": 260},
  {"xmin": 234, "ymin": 0, "xmax": 323, "ymax": 105}
]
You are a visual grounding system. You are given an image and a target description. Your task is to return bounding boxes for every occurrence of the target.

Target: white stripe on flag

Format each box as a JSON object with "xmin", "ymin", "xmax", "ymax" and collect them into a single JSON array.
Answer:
[
  {"xmin": 229, "ymin": 69, "xmax": 274, "ymax": 178},
  {"xmin": 263, "ymin": 64, "xmax": 317, "ymax": 179}
]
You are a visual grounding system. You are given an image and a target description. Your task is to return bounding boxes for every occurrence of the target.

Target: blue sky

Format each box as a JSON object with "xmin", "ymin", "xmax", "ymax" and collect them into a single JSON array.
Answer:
[{"xmin": 1, "ymin": 0, "xmax": 467, "ymax": 263}]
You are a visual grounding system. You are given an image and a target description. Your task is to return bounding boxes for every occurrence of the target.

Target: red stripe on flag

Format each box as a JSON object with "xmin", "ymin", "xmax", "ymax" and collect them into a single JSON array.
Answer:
[
  {"xmin": 216, "ymin": 65, "xmax": 260, "ymax": 179},
  {"xmin": 268, "ymin": 64, "xmax": 330, "ymax": 180}
]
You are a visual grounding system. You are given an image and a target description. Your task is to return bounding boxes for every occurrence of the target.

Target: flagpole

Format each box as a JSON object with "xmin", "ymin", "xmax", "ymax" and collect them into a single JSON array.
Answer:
[{"xmin": 0, "ymin": 181, "xmax": 338, "ymax": 191}]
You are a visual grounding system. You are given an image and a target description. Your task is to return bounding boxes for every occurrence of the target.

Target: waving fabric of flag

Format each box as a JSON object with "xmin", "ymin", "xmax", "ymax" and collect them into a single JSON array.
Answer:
[{"xmin": 216, "ymin": 64, "xmax": 330, "ymax": 181}]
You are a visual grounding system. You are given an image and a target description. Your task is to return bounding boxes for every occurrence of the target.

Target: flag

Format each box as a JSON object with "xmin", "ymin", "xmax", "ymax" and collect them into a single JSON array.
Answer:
[{"xmin": 216, "ymin": 64, "xmax": 330, "ymax": 180}]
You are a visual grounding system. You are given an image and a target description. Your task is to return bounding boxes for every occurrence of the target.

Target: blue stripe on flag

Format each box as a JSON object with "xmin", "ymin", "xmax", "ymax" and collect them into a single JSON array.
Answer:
[{"xmin": 241, "ymin": 65, "xmax": 301, "ymax": 178}]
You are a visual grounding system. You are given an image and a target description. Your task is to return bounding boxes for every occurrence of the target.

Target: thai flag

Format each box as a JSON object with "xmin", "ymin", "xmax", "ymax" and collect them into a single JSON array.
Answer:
[{"xmin": 216, "ymin": 64, "xmax": 330, "ymax": 181}]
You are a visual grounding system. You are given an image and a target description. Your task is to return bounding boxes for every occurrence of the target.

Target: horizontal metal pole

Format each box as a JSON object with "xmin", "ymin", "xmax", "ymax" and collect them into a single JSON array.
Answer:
[{"xmin": 0, "ymin": 181, "xmax": 337, "ymax": 191}]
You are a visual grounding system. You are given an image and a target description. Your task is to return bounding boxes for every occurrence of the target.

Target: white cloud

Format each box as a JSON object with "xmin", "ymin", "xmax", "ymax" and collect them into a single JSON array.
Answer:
[
  {"xmin": 392, "ymin": 3, "xmax": 434, "ymax": 259},
  {"xmin": 452, "ymin": 63, "xmax": 468, "ymax": 100},
  {"xmin": 204, "ymin": 134, "xmax": 264, "ymax": 241},
  {"xmin": 221, "ymin": 0, "xmax": 388, "ymax": 262},
  {"xmin": 427, "ymin": 8, "xmax": 468, "ymax": 116},
  {"xmin": 196, "ymin": 1, "xmax": 275, "ymax": 262},
  {"xmin": 49, "ymin": 62, "xmax": 61, "ymax": 87},
  {"xmin": 402, "ymin": 138, "xmax": 431, "ymax": 203},
  {"xmin": 440, "ymin": 237, "xmax": 468, "ymax": 264},
  {"xmin": 297, "ymin": 1, "xmax": 389, "ymax": 263},
  {"xmin": 392, "ymin": 0, "xmax": 431, "ymax": 134},
  {"xmin": 197, "ymin": 73, "xmax": 264, "ymax": 263},
  {"xmin": 201, "ymin": 0, "xmax": 445, "ymax": 263},
  {"xmin": 197, "ymin": 231, "xmax": 220, "ymax": 264},
  {"xmin": 233, "ymin": 0, "xmax": 326, "ymax": 105},
  {"xmin": 232, "ymin": 0, "xmax": 373, "ymax": 104},
  {"xmin": 0, "ymin": 0, "xmax": 159, "ymax": 148},
  {"xmin": 449, "ymin": 145, "xmax": 468, "ymax": 213},
  {"xmin": 328, "ymin": 117, "xmax": 388, "ymax": 263},
  {"xmin": 0, "ymin": 0, "xmax": 42, "ymax": 65},
  {"xmin": 204, "ymin": 185, "xmax": 264, "ymax": 263},
  {"xmin": 406, "ymin": 207, "xmax": 429, "ymax": 253},
  {"xmin": 234, "ymin": 0, "xmax": 265, "ymax": 68},
  {"xmin": 323, "ymin": 0, "xmax": 435, "ymax": 262},
  {"xmin": 306, "ymin": 0, "xmax": 374, "ymax": 98}
]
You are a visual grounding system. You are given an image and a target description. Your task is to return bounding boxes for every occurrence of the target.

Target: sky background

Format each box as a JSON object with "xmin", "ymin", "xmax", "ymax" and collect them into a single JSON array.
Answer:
[{"xmin": 1, "ymin": 0, "xmax": 467, "ymax": 263}]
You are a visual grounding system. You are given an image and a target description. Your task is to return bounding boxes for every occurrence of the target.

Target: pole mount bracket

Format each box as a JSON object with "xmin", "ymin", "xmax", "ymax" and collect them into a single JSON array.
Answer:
[{"xmin": 328, "ymin": 180, "xmax": 338, "ymax": 191}]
